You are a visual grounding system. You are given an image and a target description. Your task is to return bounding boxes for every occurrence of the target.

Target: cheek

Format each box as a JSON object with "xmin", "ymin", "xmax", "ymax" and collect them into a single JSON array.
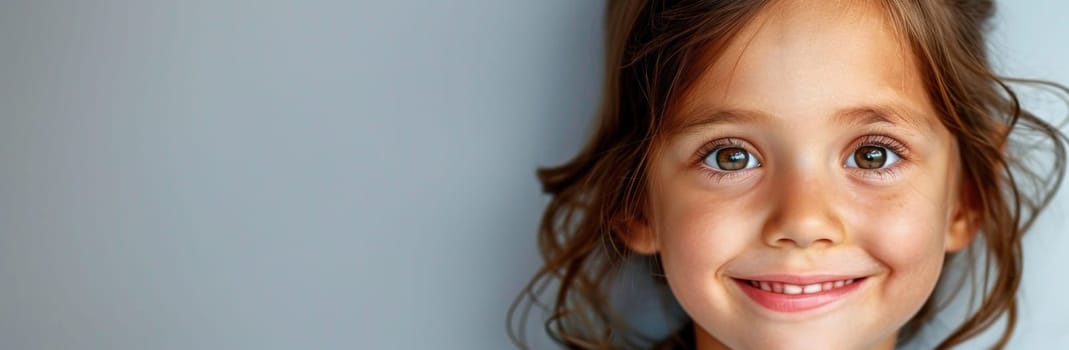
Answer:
[
  {"xmin": 649, "ymin": 190, "xmax": 754, "ymax": 317},
  {"xmin": 849, "ymin": 184, "xmax": 951, "ymax": 297},
  {"xmin": 856, "ymin": 193, "xmax": 946, "ymax": 258},
  {"xmin": 651, "ymin": 183, "xmax": 764, "ymax": 296}
]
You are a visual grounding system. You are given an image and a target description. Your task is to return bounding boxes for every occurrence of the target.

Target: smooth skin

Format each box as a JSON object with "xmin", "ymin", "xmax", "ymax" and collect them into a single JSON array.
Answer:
[{"xmin": 622, "ymin": 1, "xmax": 977, "ymax": 349}]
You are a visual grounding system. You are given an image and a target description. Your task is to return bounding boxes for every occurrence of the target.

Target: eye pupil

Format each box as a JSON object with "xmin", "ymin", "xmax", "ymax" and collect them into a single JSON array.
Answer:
[
  {"xmin": 716, "ymin": 147, "xmax": 749, "ymax": 170},
  {"xmin": 855, "ymin": 146, "xmax": 886, "ymax": 169}
]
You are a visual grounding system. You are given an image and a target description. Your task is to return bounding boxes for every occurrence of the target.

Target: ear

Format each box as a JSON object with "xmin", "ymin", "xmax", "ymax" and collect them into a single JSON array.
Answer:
[
  {"xmin": 945, "ymin": 186, "xmax": 981, "ymax": 253},
  {"xmin": 613, "ymin": 216, "xmax": 659, "ymax": 255}
]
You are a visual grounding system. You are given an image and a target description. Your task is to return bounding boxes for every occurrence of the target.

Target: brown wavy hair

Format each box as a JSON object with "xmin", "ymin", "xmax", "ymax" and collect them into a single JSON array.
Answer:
[{"xmin": 508, "ymin": 0, "xmax": 1068, "ymax": 349}]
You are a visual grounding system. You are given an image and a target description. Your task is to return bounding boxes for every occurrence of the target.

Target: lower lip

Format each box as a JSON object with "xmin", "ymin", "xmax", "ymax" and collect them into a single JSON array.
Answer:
[{"xmin": 734, "ymin": 278, "xmax": 865, "ymax": 313}]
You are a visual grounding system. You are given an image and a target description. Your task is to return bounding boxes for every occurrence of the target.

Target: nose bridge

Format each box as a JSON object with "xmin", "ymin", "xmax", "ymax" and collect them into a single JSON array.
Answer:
[{"xmin": 762, "ymin": 158, "xmax": 845, "ymax": 249}]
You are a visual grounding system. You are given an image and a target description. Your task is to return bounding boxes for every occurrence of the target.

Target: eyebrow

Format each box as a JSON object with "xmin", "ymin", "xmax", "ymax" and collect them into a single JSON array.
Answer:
[
  {"xmin": 833, "ymin": 105, "xmax": 931, "ymax": 131},
  {"xmin": 668, "ymin": 104, "xmax": 932, "ymax": 136},
  {"xmin": 669, "ymin": 108, "xmax": 771, "ymax": 136}
]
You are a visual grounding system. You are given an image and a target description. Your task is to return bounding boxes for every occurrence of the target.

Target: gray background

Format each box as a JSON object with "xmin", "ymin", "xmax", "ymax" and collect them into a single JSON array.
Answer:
[{"xmin": 0, "ymin": 1, "xmax": 1064, "ymax": 349}]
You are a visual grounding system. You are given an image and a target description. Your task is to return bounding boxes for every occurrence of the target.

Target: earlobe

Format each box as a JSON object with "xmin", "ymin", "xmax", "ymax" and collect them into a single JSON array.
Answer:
[
  {"xmin": 945, "ymin": 197, "xmax": 980, "ymax": 253},
  {"xmin": 945, "ymin": 215, "xmax": 975, "ymax": 252},
  {"xmin": 614, "ymin": 216, "xmax": 659, "ymax": 255}
]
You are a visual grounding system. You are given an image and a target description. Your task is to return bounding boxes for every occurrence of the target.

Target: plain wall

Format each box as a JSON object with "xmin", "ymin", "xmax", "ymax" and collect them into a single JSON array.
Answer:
[{"xmin": 0, "ymin": 1, "xmax": 1064, "ymax": 349}]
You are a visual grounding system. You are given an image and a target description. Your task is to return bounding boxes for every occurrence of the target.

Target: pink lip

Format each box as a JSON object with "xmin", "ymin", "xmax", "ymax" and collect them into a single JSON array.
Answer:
[{"xmin": 733, "ymin": 277, "xmax": 866, "ymax": 313}]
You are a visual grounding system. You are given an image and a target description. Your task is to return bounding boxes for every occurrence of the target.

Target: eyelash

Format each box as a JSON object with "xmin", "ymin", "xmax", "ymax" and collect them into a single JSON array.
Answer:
[
  {"xmin": 693, "ymin": 138, "xmax": 761, "ymax": 182},
  {"xmin": 693, "ymin": 135, "xmax": 912, "ymax": 182},
  {"xmin": 847, "ymin": 134, "xmax": 911, "ymax": 181}
]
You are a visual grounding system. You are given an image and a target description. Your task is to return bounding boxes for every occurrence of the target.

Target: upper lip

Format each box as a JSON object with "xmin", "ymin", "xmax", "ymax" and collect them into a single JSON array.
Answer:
[{"xmin": 731, "ymin": 274, "xmax": 867, "ymax": 285}]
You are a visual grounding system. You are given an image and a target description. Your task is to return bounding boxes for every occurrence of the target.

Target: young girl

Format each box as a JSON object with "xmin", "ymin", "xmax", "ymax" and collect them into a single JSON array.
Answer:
[{"xmin": 510, "ymin": 0, "xmax": 1068, "ymax": 349}]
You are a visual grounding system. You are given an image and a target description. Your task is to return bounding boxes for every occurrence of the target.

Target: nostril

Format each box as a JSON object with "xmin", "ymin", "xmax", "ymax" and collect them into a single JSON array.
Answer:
[{"xmin": 775, "ymin": 237, "xmax": 834, "ymax": 248}]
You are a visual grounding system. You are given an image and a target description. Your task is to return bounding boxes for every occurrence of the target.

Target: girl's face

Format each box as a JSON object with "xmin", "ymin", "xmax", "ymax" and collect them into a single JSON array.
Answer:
[{"xmin": 625, "ymin": 2, "xmax": 975, "ymax": 349}]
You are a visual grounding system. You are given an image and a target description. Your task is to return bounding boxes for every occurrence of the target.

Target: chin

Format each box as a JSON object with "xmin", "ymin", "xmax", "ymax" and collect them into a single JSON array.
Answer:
[{"xmin": 700, "ymin": 321, "xmax": 896, "ymax": 350}]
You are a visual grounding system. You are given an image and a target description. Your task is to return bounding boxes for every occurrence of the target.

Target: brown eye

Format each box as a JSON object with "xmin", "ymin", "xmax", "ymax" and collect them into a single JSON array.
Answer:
[
  {"xmin": 704, "ymin": 147, "xmax": 760, "ymax": 171},
  {"xmin": 849, "ymin": 146, "xmax": 896, "ymax": 169}
]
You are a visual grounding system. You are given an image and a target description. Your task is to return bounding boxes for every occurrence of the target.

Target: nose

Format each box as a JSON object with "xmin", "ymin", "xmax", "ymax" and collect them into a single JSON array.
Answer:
[{"xmin": 761, "ymin": 165, "xmax": 846, "ymax": 249}]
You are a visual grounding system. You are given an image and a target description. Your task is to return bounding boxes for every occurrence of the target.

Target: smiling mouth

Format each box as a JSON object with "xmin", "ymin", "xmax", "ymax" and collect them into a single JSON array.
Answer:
[
  {"xmin": 740, "ymin": 278, "xmax": 860, "ymax": 295},
  {"xmin": 732, "ymin": 277, "xmax": 868, "ymax": 312}
]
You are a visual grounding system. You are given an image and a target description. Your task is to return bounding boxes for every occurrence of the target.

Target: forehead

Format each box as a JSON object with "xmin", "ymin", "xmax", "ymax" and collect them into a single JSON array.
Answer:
[{"xmin": 669, "ymin": 0, "xmax": 936, "ymax": 133}]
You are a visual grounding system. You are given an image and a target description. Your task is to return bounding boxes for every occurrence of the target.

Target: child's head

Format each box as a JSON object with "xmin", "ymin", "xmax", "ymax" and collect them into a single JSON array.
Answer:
[{"xmin": 512, "ymin": 0, "xmax": 1066, "ymax": 349}]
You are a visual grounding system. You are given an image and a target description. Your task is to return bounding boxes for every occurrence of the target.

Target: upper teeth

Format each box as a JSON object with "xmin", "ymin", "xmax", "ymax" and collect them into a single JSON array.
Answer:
[{"xmin": 749, "ymin": 279, "xmax": 855, "ymax": 295}]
